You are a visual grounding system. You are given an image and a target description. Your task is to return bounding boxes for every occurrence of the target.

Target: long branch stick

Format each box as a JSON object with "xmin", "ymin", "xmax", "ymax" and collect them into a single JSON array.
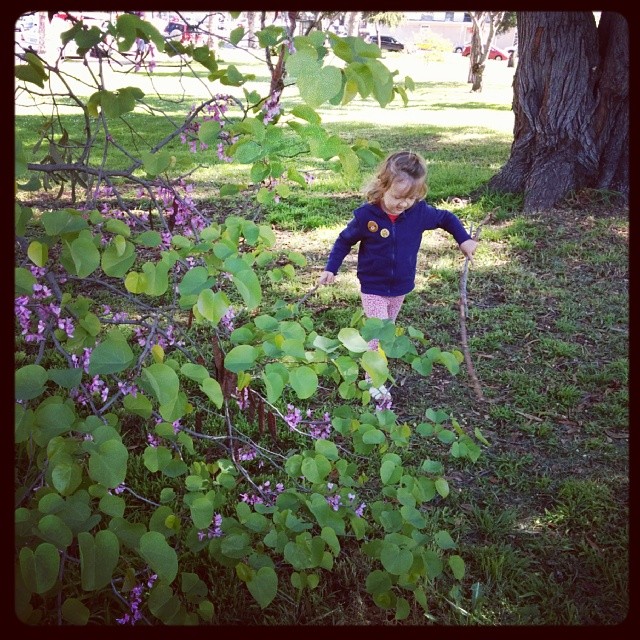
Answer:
[
  {"xmin": 459, "ymin": 212, "xmax": 492, "ymax": 402},
  {"xmin": 296, "ymin": 283, "xmax": 319, "ymax": 307}
]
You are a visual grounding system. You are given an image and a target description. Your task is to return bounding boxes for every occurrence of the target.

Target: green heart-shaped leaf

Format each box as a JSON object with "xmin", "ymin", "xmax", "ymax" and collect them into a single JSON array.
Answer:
[
  {"xmin": 380, "ymin": 542, "xmax": 413, "ymax": 575},
  {"xmin": 246, "ymin": 566, "xmax": 278, "ymax": 609},
  {"xmin": 138, "ymin": 531, "xmax": 178, "ymax": 584},
  {"xmin": 297, "ymin": 65, "xmax": 343, "ymax": 108},
  {"xmin": 19, "ymin": 543, "xmax": 60, "ymax": 594}
]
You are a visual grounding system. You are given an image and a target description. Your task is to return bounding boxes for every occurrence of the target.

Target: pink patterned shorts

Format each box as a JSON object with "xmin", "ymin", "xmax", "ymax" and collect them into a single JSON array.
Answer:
[{"xmin": 360, "ymin": 293, "xmax": 405, "ymax": 349}]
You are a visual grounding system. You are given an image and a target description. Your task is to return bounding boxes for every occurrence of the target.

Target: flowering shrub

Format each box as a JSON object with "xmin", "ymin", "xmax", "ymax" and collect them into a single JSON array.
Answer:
[{"xmin": 14, "ymin": 12, "xmax": 486, "ymax": 625}]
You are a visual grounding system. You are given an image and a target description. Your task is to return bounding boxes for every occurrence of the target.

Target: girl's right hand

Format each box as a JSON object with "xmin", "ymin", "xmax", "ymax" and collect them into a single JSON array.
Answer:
[
  {"xmin": 459, "ymin": 239, "xmax": 479, "ymax": 263},
  {"xmin": 318, "ymin": 271, "xmax": 336, "ymax": 285}
]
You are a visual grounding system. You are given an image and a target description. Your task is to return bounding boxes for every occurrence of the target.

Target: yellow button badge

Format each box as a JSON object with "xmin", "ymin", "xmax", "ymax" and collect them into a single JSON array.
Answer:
[{"xmin": 380, "ymin": 228, "xmax": 390, "ymax": 238}]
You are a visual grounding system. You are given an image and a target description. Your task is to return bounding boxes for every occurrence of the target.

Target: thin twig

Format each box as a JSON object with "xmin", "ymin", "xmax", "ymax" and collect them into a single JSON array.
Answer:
[
  {"xmin": 514, "ymin": 409, "xmax": 544, "ymax": 422},
  {"xmin": 121, "ymin": 486, "xmax": 161, "ymax": 507},
  {"xmin": 225, "ymin": 404, "xmax": 269, "ymax": 501},
  {"xmin": 459, "ymin": 211, "xmax": 493, "ymax": 402},
  {"xmin": 295, "ymin": 283, "xmax": 319, "ymax": 307}
]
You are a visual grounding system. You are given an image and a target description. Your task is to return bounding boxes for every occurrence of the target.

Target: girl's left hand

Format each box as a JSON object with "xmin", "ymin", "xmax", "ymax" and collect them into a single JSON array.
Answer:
[
  {"xmin": 460, "ymin": 239, "xmax": 478, "ymax": 262},
  {"xmin": 318, "ymin": 270, "xmax": 336, "ymax": 285}
]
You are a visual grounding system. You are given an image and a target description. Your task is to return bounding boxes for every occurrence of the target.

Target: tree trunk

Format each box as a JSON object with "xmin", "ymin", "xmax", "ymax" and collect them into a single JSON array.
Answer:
[
  {"xmin": 207, "ymin": 13, "xmax": 215, "ymax": 49},
  {"xmin": 38, "ymin": 11, "xmax": 47, "ymax": 54},
  {"xmin": 247, "ymin": 11, "xmax": 257, "ymax": 48},
  {"xmin": 467, "ymin": 18, "xmax": 484, "ymax": 86},
  {"xmin": 470, "ymin": 62, "xmax": 485, "ymax": 91},
  {"xmin": 346, "ymin": 11, "xmax": 358, "ymax": 36},
  {"xmin": 467, "ymin": 11, "xmax": 499, "ymax": 90},
  {"xmin": 487, "ymin": 11, "xmax": 629, "ymax": 212}
]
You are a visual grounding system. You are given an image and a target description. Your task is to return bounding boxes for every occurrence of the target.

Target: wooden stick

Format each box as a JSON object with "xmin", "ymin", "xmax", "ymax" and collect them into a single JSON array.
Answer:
[
  {"xmin": 296, "ymin": 283, "xmax": 319, "ymax": 307},
  {"xmin": 459, "ymin": 212, "xmax": 492, "ymax": 402}
]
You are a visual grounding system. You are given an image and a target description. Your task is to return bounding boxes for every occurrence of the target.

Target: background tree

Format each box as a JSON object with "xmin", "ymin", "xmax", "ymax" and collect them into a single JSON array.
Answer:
[
  {"xmin": 486, "ymin": 11, "xmax": 629, "ymax": 212},
  {"xmin": 292, "ymin": 10, "xmax": 342, "ymax": 36},
  {"xmin": 497, "ymin": 12, "xmax": 517, "ymax": 41},
  {"xmin": 206, "ymin": 12, "xmax": 216, "ymax": 49},
  {"xmin": 346, "ymin": 11, "xmax": 361, "ymax": 36},
  {"xmin": 364, "ymin": 11, "xmax": 404, "ymax": 47},
  {"xmin": 496, "ymin": 12, "xmax": 518, "ymax": 67},
  {"xmin": 37, "ymin": 10, "xmax": 47, "ymax": 54},
  {"xmin": 467, "ymin": 10, "xmax": 505, "ymax": 90},
  {"xmin": 246, "ymin": 11, "xmax": 257, "ymax": 48}
]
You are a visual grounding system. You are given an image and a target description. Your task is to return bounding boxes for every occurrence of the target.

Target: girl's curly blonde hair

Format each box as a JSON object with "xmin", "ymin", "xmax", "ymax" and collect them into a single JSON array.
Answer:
[{"xmin": 363, "ymin": 151, "xmax": 428, "ymax": 204}]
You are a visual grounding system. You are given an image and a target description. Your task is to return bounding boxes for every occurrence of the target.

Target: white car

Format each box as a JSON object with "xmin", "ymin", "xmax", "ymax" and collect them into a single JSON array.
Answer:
[{"xmin": 16, "ymin": 23, "xmax": 40, "ymax": 49}]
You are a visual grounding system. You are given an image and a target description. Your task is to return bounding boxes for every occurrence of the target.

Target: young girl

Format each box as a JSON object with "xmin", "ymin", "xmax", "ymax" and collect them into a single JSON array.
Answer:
[{"xmin": 318, "ymin": 151, "xmax": 478, "ymax": 400}]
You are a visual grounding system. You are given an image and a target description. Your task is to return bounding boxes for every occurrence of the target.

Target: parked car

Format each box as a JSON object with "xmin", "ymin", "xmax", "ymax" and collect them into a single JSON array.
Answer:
[
  {"xmin": 164, "ymin": 20, "xmax": 199, "ymax": 41},
  {"xmin": 16, "ymin": 16, "xmax": 39, "ymax": 49},
  {"xmin": 367, "ymin": 35, "xmax": 404, "ymax": 52},
  {"xmin": 461, "ymin": 44, "xmax": 510, "ymax": 60},
  {"xmin": 453, "ymin": 43, "xmax": 465, "ymax": 53},
  {"xmin": 16, "ymin": 14, "xmax": 36, "ymax": 32}
]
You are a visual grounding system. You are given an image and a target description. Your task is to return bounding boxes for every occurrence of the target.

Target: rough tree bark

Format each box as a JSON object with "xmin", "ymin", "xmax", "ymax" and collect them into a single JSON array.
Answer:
[
  {"xmin": 467, "ymin": 20, "xmax": 485, "ymax": 91},
  {"xmin": 487, "ymin": 11, "xmax": 629, "ymax": 213}
]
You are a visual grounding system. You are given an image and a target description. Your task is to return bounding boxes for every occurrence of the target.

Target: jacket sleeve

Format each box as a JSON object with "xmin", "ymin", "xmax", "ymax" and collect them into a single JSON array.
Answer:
[
  {"xmin": 325, "ymin": 214, "xmax": 363, "ymax": 274},
  {"xmin": 427, "ymin": 205, "xmax": 473, "ymax": 245}
]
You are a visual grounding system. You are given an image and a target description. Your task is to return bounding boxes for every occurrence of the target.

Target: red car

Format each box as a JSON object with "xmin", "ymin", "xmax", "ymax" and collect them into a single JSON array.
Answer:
[{"xmin": 461, "ymin": 44, "xmax": 511, "ymax": 60}]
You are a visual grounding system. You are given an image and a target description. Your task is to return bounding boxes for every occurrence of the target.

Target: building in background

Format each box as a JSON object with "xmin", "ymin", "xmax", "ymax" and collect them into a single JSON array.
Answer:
[{"xmin": 392, "ymin": 12, "xmax": 517, "ymax": 54}]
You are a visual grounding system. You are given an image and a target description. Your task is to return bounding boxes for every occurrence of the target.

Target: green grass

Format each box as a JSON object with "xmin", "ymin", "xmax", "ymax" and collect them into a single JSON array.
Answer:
[{"xmin": 15, "ymin": 48, "xmax": 628, "ymax": 625}]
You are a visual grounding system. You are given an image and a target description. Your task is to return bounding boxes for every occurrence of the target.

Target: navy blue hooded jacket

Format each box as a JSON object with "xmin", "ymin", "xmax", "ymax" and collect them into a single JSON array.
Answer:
[{"xmin": 324, "ymin": 200, "xmax": 472, "ymax": 296}]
